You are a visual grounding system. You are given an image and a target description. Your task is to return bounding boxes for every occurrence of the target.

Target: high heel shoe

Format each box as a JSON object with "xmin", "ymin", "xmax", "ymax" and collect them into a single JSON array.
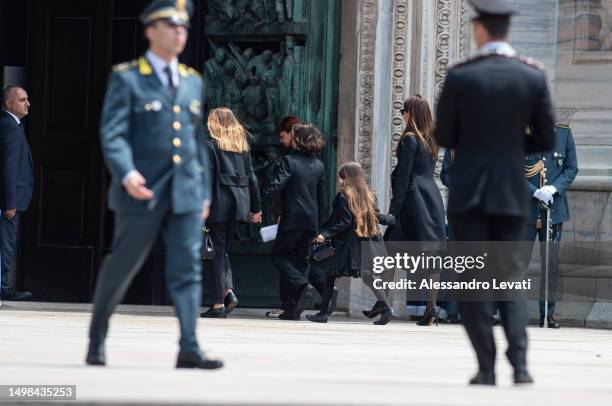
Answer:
[
  {"xmin": 417, "ymin": 307, "xmax": 438, "ymax": 326},
  {"xmin": 362, "ymin": 301, "xmax": 385, "ymax": 319},
  {"xmin": 306, "ymin": 312, "xmax": 328, "ymax": 323},
  {"xmin": 373, "ymin": 307, "xmax": 394, "ymax": 325}
]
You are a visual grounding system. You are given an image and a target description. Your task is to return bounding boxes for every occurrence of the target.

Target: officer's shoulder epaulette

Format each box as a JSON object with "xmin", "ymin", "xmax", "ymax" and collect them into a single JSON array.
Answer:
[
  {"xmin": 556, "ymin": 123, "xmax": 570, "ymax": 129},
  {"xmin": 112, "ymin": 60, "xmax": 137, "ymax": 73},
  {"xmin": 188, "ymin": 67, "xmax": 202, "ymax": 78},
  {"xmin": 179, "ymin": 64, "xmax": 202, "ymax": 79},
  {"xmin": 517, "ymin": 55, "xmax": 545, "ymax": 70}
]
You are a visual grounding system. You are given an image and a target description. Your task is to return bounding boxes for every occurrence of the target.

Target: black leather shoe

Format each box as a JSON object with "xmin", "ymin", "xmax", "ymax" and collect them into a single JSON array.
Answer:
[
  {"xmin": 200, "ymin": 306, "xmax": 226, "ymax": 318},
  {"xmin": 1, "ymin": 287, "xmax": 32, "ymax": 301},
  {"xmin": 278, "ymin": 311, "xmax": 300, "ymax": 321},
  {"xmin": 373, "ymin": 307, "xmax": 394, "ymax": 325},
  {"xmin": 328, "ymin": 287, "xmax": 339, "ymax": 315},
  {"xmin": 292, "ymin": 284, "xmax": 315, "ymax": 319},
  {"xmin": 362, "ymin": 301, "xmax": 385, "ymax": 319},
  {"xmin": 446, "ymin": 314, "xmax": 461, "ymax": 324},
  {"xmin": 469, "ymin": 371, "xmax": 496, "ymax": 386},
  {"xmin": 85, "ymin": 341, "xmax": 106, "ymax": 366},
  {"xmin": 514, "ymin": 370, "xmax": 534, "ymax": 385},
  {"xmin": 176, "ymin": 351, "xmax": 224, "ymax": 370},
  {"xmin": 540, "ymin": 315, "xmax": 560, "ymax": 329},
  {"xmin": 306, "ymin": 312, "xmax": 328, "ymax": 323},
  {"xmin": 224, "ymin": 291, "xmax": 239, "ymax": 315}
]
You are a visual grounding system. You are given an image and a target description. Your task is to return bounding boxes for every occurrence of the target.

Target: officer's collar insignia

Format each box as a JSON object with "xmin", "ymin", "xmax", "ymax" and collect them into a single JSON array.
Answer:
[
  {"xmin": 176, "ymin": 0, "xmax": 186, "ymax": 11},
  {"xmin": 189, "ymin": 99, "xmax": 201, "ymax": 114},
  {"xmin": 179, "ymin": 64, "xmax": 189, "ymax": 78},
  {"xmin": 138, "ymin": 57, "xmax": 153, "ymax": 75}
]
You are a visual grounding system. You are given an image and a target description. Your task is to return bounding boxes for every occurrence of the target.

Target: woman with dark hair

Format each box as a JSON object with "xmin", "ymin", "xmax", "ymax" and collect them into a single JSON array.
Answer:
[
  {"xmin": 387, "ymin": 95, "xmax": 446, "ymax": 326},
  {"xmin": 277, "ymin": 115, "xmax": 301, "ymax": 150},
  {"xmin": 307, "ymin": 162, "xmax": 395, "ymax": 325},
  {"xmin": 265, "ymin": 115, "xmax": 302, "ymax": 319},
  {"xmin": 262, "ymin": 124, "xmax": 327, "ymax": 320},
  {"xmin": 200, "ymin": 107, "xmax": 262, "ymax": 318}
]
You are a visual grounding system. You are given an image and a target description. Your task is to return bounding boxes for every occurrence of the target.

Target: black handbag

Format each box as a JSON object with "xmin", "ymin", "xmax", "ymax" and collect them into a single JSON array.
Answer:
[
  {"xmin": 201, "ymin": 227, "xmax": 215, "ymax": 260},
  {"xmin": 311, "ymin": 239, "xmax": 335, "ymax": 262}
]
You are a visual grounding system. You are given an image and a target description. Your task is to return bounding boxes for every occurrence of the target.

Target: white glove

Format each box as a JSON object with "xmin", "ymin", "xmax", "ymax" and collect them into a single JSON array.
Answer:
[
  {"xmin": 533, "ymin": 188, "xmax": 545, "ymax": 202},
  {"xmin": 534, "ymin": 186, "xmax": 556, "ymax": 205},
  {"xmin": 541, "ymin": 185, "xmax": 557, "ymax": 197}
]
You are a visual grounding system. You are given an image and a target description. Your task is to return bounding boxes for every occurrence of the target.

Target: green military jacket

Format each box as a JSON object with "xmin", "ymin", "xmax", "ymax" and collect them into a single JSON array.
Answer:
[{"xmin": 100, "ymin": 57, "xmax": 210, "ymax": 214}]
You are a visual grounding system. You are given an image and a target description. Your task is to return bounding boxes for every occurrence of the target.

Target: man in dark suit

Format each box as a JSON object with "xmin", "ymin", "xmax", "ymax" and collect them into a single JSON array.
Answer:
[
  {"xmin": 85, "ymin": 0, "xmax": 222, "ymax": 370},
  {"xmin": 0, "ymin": 85, "xmax": 34, "ymax": 301},
  {"xmin": 435, "ymin": 0, "xmax": 555, "ymax": 386}
]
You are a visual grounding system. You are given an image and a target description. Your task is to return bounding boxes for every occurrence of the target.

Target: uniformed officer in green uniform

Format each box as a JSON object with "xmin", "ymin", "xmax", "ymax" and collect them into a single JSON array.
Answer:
[
  {"xmin": 524, "ymin": 124, "xmax": 578, "ymax": 329},
  {"xmin": 86, "ymin": 0, "xmax": 223, "ymax": 370}
]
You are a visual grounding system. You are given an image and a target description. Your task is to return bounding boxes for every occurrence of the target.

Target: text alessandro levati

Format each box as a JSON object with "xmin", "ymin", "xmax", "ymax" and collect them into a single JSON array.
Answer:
[
  {"xmin": 373, "ymin": 278, "xmax": 532, "ymax": 291},
  {"xmin": 370, "ymin": 253, "xmax": 532, "ymax": 291}
]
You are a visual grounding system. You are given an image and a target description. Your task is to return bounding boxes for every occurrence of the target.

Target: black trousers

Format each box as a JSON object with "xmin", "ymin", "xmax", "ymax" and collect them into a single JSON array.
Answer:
[
  {"xmin": 523, "ymin": 221, "xmax": 563, "ymax": 317},
  {"xmin": 0, "ymin": 211, "xmax": 21, "ymax": 290},
  {"xmin": 208, "ymin": 222, "xmax": 237, "ymax": 304},
  {"xmin": 449, "ymin": 211, "xmax": 528, "ymax": 374},
  {"xmin": 271, "ymin": 229, "xmax": 316, "ymax": 311}
]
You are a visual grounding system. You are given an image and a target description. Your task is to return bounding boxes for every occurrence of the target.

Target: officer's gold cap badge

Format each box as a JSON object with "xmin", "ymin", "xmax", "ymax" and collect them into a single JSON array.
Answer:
[{"xmin": 176, "ymin": 0, "xmax": 186, "ymax": 11}]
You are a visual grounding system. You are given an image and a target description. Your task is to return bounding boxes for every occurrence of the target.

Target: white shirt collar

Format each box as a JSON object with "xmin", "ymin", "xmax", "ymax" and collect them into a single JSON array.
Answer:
[
  {"xmin": 146, "ymin": 49, "xmax": 180, "ymax": 87},
  {"xmin": 3, "ymin": 110, "xmax": 20, "ymax": 125},
  {"xmin": 480, "ymin": 41, "xmax": 517, "ymax": 57}
]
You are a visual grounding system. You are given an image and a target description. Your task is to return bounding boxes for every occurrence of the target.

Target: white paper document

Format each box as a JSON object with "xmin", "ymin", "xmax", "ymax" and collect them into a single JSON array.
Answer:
[{"xmin": 260, "ymin": 224, "xmax": 278, "ymax": 242}]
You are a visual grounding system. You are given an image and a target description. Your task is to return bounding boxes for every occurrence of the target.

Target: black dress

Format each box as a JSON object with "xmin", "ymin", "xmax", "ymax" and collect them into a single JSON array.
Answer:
[
  {"xmin": 319, "ymin": 192, "xmax": 393, "ymax": 278},
  {"xmin": 388, "ymin": 134, "xmax": 446, "ymax": 242}
]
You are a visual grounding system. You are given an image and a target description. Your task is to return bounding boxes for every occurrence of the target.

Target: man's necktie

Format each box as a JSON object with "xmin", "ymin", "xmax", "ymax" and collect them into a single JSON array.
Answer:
[{"xmin": 164, "ymin": 66, "xmax": 176, "ymax": 99}]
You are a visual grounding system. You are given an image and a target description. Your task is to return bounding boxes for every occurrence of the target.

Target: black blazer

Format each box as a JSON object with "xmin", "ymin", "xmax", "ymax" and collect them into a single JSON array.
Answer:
[
  {"xmin": 0, "ymin": 111, "xmax": 34, "ymax": 211},
  {"xmin": 319, "ymin": 192, "xmax": 393, "ymax": 277},
  {"xmin": 435, "ymin": 54, "xmax": 555, "ymax": 217},
  {"xmin": 206, "ymin": 139, "xmax": 261, "ymax": 223},
  {"xmin": 261, "ymin": 152, "xmax": 325, "ymax": 232}
]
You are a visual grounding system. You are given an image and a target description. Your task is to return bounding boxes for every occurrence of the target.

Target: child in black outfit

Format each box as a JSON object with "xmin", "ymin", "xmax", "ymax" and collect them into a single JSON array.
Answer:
[{"xmin": 308, "ymin": 162, "xmax": 395, "ymax": 325}]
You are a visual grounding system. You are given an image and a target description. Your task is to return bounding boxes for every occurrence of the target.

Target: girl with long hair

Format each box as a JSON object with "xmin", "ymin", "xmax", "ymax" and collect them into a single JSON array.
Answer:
[
  {"xmin": 201, "ymin": 107, "xmax": 262, "ymax": 318},
  {"xmin": 387, "ymin": 95, "xmax": 446, "ymax": 326},
  {"xmin": 308, "ymin": 162, "xmax": 395, "ymax": 325}
]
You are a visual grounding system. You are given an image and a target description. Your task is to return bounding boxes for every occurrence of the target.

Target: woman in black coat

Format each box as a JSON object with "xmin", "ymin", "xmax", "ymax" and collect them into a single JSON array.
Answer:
[
  {"xmin": 308, "ymin": 162, "xmax": 395, "ymax": 325},
  {"xmin": 261, "ymin": 124, "xmax": 326, "ymax": 321},
  {"xmin": 201, "ymin": 108, "xmax": 262, "ymax": 318},
  {"xmin": 388, "ymin": 95, "xmax": 446, "ymax": 326}
]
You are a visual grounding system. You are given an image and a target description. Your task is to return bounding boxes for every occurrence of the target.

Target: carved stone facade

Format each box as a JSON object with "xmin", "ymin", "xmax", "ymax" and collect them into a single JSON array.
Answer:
[
  {"xmin": 339, "ymin": 0, "xmax": 612, "ymax": 323},
  {"xmin": 338, "ymin": 0, "xmax": 472, "ymax": 317},
  {"xmin": 390, "ymin": 0, "xmax": 410, "ymax": 169},
  {"xmin": 355, "ymin": 0, "xmax": 378, "ymax": 183}
]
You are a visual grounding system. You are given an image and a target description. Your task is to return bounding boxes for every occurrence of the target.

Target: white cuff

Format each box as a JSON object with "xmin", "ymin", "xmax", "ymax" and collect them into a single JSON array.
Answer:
[{"xmin": 122, "ymin": 170, "xmax": 138, "ymax": 186}]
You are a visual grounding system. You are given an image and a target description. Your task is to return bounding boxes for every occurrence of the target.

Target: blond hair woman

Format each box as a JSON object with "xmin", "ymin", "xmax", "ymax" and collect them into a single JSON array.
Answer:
[{"xmin": 201, "ymin": 107, "xmax": 262, "ymax": 318}]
